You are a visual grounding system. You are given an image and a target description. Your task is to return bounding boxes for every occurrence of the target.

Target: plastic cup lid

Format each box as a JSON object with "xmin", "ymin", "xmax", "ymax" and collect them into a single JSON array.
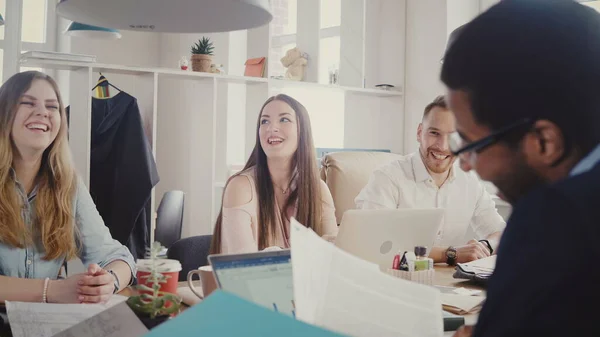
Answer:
[{"xmin": 137, "ymin": 259, "xmax": 182, "ymax": 273}]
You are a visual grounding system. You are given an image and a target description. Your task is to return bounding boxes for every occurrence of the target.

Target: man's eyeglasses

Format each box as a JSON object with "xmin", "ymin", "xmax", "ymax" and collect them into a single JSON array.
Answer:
[{"xmin": 449, "ymin": 118, "xmax": 534, "ymax": 158}]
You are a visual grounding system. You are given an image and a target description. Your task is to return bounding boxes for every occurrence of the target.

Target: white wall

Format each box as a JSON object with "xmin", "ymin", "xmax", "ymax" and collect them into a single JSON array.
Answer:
[
  {"xmin": 403, "ymin": 0, "xmax": 448, "ymax": 154},
  {"xmin": 339, "ymin": 0, "xmax": 365, "ymax": 88},
  {"xmin": 362, "ymin": 0, "xmax": 406, "ymax": 153},
  {"xmin": 155, "ymin": 77, "xmax": 216, "ymax": 238},
  {"xmin": 480, "ymin": 0, "xmax": 500, "ymax": 12},
  {"xmin": 401, "ymin": 0, "xmax": 501, "ymax": 155},
  {"xmin": 70, "ymin": 31, "xmax": 160, "ymax": 67},
  {"xmin": 447, "ymin": 0, "xmax": 480, "ymax": 35}
]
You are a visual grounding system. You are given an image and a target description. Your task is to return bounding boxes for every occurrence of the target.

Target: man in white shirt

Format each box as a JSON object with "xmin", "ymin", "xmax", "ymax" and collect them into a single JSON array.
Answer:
[{"xmin": 355, "ymin": 95, "xmax": 505, "ymax": 265}]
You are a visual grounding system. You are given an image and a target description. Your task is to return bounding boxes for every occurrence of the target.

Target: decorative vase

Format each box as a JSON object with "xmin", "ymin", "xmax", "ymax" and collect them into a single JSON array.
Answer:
[{"xmin": 191, "ymin": 54, "xmax": 213, "ymax": 72}]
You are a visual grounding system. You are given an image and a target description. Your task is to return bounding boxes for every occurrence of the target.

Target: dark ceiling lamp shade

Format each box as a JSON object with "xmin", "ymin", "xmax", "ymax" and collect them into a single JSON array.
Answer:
[{"xmin": 56, "ymin": 0, "xmax": 273, "ymax": 33}]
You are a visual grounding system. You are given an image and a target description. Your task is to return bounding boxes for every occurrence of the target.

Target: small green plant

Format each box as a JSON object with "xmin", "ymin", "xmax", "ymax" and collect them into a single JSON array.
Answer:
[
  {"xmin": 191, "ymin": 37, "xmax": 214, "ymax": 55},
  {"xmin": 126, "ymin": 242, "xmax": 182, "ymax": 319}
]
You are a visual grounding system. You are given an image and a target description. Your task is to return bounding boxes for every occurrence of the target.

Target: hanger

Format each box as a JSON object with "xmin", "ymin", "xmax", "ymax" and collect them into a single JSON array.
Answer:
[{"xmin": 91, "ymin": 72, "xmax": 122, "ymax": 97}]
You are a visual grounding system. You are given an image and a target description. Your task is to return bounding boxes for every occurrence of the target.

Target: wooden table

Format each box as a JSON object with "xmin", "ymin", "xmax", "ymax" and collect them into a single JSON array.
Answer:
[
  {"xmin": 434, "ymin": 264, "xmax": 484, "ymax": 328},
  {"xmin": 120, "ymin": 265, "xmax": 483, "ymax": 333},
  {"xmin": 434, "ymin": 264, "xmax": 485, "ymax": 291}
]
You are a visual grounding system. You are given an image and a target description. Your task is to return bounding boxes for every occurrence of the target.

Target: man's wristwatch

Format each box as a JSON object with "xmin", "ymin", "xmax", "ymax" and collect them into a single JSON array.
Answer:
[
  {"xmin": 479, "ymin": 239, "xmax": 494, "ymax": 254},
  {"xmin": 106, "ymin": 270, "xmax": 120, "ymax": 294},
  {"xmin": 446, "ymin": 246, "xmax": 457, "ymax": 266}
]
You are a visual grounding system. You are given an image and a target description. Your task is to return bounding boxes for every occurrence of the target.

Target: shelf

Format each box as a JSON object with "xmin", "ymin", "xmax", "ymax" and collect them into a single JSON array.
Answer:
[
  {"xmin": 217, "ymin": 74, "xmax": 268, "ymax": 85},
  {"xmin": 158, "ymin": 68, "xmax": 268, "ymax": 84},
  {"xmin": 268, "ymin": 78, "xmax": 403, "ymax": 97},
  {"xmin": 20, "ymin": 56, "xmax": 402, "ymax": 97},
  {"xmin": 20, "ymin": 58, "xmax": 92, "ymax": 72},
  {"xmin": 20, "ymin": 57, "xmax": 157, "ymax": 75}
]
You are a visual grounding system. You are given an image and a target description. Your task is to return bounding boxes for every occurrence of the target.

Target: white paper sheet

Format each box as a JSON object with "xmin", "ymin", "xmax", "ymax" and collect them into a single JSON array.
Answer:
[
  {"xmin": 434, "ymin": 286, "xmax": 482, "ymax": 296},
  {"xmin": 6, "ymin": 295, "xmax": 129, "ymax": 337},
  {"xmin": 52, "ymin": 302, "xmax": 148, "ymax": 337},
  {"xmin": 290, "ymin": 218, "xmax": 444, "ymax": 337}
]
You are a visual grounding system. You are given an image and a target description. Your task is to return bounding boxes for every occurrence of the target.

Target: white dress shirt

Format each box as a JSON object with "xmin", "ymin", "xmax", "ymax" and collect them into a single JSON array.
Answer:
[{"xmin": 355, "ymin": 152, "xmax": 506, "ymax": 247}]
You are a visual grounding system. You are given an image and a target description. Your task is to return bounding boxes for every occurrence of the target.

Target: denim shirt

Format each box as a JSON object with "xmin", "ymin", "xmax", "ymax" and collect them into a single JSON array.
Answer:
[{"xmin": 0, "ymin": 173, "xmax": 137, "ymax": 281}]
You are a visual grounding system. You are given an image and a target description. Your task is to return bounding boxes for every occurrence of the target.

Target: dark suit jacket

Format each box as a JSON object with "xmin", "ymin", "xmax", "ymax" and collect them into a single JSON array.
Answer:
[
  {"xmin": 90, "ymin": 92, "xmax": 159, "ymax": 260},
  {"xmin": 473, "ymin": 162, "xmax": 600, "ymax": 337}
]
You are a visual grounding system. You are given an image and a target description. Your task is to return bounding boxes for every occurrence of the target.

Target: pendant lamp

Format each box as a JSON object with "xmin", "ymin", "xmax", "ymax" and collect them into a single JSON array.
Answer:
[
  {"xmin": 56, "ymin": 0, "xmax": 272, "ymax": 33},
  {"xmin": 65, "ymin": 22, "xmax": 122, "ymax": 39}
]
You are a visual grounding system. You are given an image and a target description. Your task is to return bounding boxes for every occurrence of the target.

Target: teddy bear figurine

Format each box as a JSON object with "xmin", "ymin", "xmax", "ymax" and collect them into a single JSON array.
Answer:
[{"xmin": 280, "ymin": 47, "xmax": 308, "ymax": 81}]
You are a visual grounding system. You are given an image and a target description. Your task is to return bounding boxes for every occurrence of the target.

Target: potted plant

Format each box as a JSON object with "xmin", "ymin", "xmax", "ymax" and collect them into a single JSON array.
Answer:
[
  {"xmin": 191, "ymin": 37, "xmax": 214, "ymax": 72},
  {"xmin": 126, "ymin": 242, "xmax": 182, "ymax": 330}
]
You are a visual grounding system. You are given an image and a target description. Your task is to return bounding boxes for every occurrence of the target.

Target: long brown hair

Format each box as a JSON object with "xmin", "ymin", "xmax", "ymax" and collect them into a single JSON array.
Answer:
[
  {"xmin": 0, "ymin": 71, "xmax": 78, "ymax": 260},
  {"xmin": 210, "ymin": 94, "xmax": 323, "ymax": 253}
]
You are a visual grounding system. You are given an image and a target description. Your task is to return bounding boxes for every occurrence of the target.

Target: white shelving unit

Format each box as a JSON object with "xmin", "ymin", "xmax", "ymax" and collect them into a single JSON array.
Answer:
[
  {"xmin": 21, "ymin": 57, "xmax": 402, "ymax": 95},
  {"xmin": 22, "ymin": 55, "xmax": 403, "ymax": 238}
]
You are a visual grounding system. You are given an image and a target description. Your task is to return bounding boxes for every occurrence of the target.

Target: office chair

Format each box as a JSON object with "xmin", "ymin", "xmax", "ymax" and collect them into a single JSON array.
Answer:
[
  {"xmin": 167, "ymin": 235, "xmax": 213, "ymax": 282},
  {"xmin": 154, "ymin": 190, "xmax": 185, "ymax": 251}
]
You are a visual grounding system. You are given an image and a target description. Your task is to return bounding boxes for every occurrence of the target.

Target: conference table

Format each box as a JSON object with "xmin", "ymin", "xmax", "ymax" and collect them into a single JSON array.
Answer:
[
  {"xmin": 121, "ymin": 264, "xmax": 484, "ymax": 335},
  {"xmin": 0, "ymin": 265, "xmax": 482, "ymax": 336}
]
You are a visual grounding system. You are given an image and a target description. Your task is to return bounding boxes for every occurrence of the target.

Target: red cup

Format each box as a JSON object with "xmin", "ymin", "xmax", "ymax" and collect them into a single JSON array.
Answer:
[{"xmin": 136, "ymin": 259, "xmax": 182, "ymax": 295}]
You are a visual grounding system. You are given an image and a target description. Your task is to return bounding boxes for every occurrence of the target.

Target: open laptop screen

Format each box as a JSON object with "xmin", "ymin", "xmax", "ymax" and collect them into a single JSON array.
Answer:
[{"xmin": 208, "ymin": 250, "xmax": 295, "ymax": 317}]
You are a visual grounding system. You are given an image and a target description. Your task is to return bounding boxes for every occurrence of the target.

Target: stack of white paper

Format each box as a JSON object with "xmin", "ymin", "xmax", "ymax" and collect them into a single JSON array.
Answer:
[
  {"xmin": 6, "ymin": 295, "xmax": 131, "ymax": 337},
  {"xmin": 290, "ymin": 218, "xmax": 443, "ymax": 337},
  {"xmin": 457, "ymin": 255, "xmax": 496, "ymax": 278}
]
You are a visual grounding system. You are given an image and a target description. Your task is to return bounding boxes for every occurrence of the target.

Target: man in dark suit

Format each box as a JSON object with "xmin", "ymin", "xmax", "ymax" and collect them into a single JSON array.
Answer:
[{"xmin": 440, "ymin": 0, "xmax": 600, "ymax": 336}]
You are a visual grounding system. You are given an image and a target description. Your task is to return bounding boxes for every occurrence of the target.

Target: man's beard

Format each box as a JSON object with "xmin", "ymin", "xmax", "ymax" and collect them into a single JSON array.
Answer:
[
  {"xmin": 419, "ymin": 146, "xmax": 455, "ymax": 174},
  {"xmin": 493, "ymin": 153, "xmax": 547, "ymax": 205}
]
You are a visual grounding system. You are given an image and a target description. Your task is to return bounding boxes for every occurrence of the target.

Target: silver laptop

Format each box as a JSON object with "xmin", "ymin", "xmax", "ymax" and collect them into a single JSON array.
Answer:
[
  {"xmin": 335, "ymin": 208, "xmax": 444, "ymax": 268},
  {"xmin": 207, "ymin": 249, "xmax": 295, "ymax": 317}
]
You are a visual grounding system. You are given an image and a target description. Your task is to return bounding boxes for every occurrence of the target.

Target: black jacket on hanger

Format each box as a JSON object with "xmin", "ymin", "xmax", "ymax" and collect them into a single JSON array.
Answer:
[{"xmin": 89, "ymin": 91, "xmax": 159, "ymax": 260}]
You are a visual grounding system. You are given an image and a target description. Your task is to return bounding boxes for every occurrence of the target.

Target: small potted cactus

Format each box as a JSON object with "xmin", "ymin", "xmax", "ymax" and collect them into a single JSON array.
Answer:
[
  {"xmin": 191, "ymin": 37, "xmax": 214, "ymax": 72},
  {"xmin": 126, "ymin": 242, "xmax": 182, "ymax": 330}
]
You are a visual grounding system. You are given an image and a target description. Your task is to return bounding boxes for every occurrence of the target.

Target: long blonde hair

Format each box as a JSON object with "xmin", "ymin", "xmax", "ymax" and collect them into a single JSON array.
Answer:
[
  {"xmin": 0, "ymin": 71, "xmax": 78, "ymax": 260},
  {"xmin": 210, "ymin": 94, "xmax": 323, "ymax": 253}
]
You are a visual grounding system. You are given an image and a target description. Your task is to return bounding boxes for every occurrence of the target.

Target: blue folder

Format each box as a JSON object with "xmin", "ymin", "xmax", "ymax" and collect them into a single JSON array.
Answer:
[{"xmin": 143, "ymin": 290, "xmax": 348, "ymax": 337}]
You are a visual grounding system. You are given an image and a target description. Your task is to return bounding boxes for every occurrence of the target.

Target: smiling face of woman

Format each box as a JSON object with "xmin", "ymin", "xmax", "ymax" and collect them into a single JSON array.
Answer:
[
  {"xmin": 258, "ymin": 99, "xmax": 299, "ymax": 160},
  {"xmin": 11, "ymin": 79, "xmax": 61, "ymax": 158}
]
